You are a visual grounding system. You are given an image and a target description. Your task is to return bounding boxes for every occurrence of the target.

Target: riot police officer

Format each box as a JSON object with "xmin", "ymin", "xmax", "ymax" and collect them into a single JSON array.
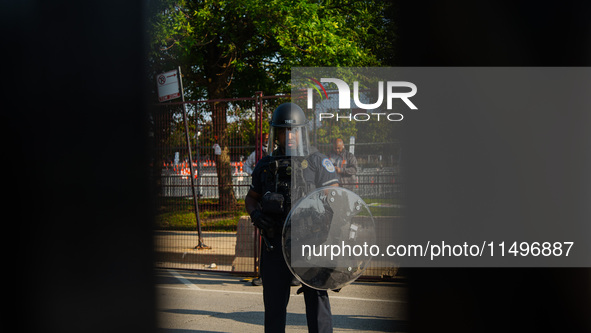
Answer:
[{"xmin": 245, "ymin": 103, "xmax": 339, "ymax": 333}]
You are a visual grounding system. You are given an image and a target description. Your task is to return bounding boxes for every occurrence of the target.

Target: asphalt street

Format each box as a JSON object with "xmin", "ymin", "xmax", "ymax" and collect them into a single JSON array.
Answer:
[{"xmin": 156, "ymin": 269, "xmax": 409, "ymax": 333}]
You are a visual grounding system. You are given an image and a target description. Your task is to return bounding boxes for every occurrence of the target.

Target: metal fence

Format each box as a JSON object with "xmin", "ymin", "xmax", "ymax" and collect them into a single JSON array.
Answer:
[
  {"xmin": 150, "ymin": 92, "xmax": 404, "ymax": 279},
  {"xmin": 160, "ymin": 168, "xmax": 399, "ymax": 199}
]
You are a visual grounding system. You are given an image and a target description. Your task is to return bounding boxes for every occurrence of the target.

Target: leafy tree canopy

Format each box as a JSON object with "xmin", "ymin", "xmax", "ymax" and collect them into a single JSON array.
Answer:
[{"xmin": 147, "ymin": 0, "xmax": 394, "ymax": 100}]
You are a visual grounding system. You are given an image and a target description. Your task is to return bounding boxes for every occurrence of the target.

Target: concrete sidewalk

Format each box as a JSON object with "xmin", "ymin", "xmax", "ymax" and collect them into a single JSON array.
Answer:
[
  {"xmin": 154, "ymin": 217, "xmax": 258, "ymax": 272},
  {"xmin": 154, "ymin": 216, "xmax": 403, "ymax": 278}
]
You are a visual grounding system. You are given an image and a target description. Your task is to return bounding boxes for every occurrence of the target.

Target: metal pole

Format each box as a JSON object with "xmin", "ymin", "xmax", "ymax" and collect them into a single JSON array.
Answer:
[
  {"xmin": 252, "ymin": 91, "xmax": 264, "ymax": 285},
  {"xmin": 254, "ymin": 91, "xmax": 263, "ymax": 161},
  {"xmin": 196, "ymin": 129, "xmax": 201, "ymax": 199},
  {"xmin": 313, "ymin": 93, "xmax": 317, "ymax": 146},
  {"xmin": 178, "ymin": 66, "xmax": 209, "ymax": 249}
]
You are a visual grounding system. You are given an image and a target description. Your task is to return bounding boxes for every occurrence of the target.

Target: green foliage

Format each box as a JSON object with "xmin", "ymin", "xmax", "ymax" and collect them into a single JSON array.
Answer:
[
  {"xmin": 147, "ymin": 0, "xmax": 394, "ymax": 101},
  {"xmin": 155, "ymin": 198, "xmax": 247, "ymax": 231},
  {"xmin": 314, "ymin": 117, "xmax": 357, "ymax": 146}
]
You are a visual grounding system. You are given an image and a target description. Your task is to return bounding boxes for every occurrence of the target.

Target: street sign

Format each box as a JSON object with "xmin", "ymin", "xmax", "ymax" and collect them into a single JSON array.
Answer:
[{"xmin": 156, "ymin": 70, "xmax": 181, "ymax": 102}]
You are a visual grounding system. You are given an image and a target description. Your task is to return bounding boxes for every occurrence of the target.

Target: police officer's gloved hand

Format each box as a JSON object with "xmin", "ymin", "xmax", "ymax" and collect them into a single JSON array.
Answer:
[{"xmin": 249, "ymin": 210, "xmax": 274, "ymax": 232}]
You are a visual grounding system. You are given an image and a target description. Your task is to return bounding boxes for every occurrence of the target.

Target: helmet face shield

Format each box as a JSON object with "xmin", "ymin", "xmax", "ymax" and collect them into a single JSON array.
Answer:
[
  {"xmin": 268, "ymin": 102, "xmax": 310, "ymax": 157},
  {"xmin": 268, "ymin": 126, "xmax": 310, "ymax": 157}
]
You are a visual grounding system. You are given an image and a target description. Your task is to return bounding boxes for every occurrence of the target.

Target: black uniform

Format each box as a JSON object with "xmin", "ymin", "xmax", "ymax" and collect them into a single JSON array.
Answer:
[{"xmin": 250, "ymin": 148, "xmax": 339, "ymax": 333}]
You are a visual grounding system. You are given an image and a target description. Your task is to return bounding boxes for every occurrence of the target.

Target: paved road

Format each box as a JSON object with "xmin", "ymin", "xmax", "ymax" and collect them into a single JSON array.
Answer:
[{"xmin": 156, "ymin": 269, "xmax": 409, "ymax": 333}]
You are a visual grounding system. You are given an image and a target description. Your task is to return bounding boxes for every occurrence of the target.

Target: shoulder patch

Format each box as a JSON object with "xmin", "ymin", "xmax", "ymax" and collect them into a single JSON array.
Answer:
[{"xmin": 322, "ymin": 158, "xmax": 335, "ymax": 173}]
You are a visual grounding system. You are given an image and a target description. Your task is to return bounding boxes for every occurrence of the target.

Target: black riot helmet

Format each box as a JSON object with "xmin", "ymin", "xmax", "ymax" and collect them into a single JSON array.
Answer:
[{"xmin": 268, "ymin": 103, "xmax": 310, "ymax": 157}]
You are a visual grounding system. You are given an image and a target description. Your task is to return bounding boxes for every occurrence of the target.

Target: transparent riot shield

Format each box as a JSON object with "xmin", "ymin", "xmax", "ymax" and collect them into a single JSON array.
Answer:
[{"xmin": 282, "ymin": 187, "xmax": 376, "ymax": 290}]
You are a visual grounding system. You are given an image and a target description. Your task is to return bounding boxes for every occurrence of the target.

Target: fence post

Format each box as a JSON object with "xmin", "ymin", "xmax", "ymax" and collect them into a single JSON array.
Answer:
[
  {"xmin": 254, "ymin": 91, "xmax": 264, "ymax": 161},
  {"xmin": 252, "ymin": 91, "xmax": 264, "ymax": 277},
  {"xmin": 178, "ymin": 66, "xmax": 210, "ymax": 250}
]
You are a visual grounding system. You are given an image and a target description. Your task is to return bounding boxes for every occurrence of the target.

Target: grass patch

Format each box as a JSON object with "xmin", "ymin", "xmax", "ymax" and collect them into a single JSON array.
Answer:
[
  {"xmin": 155, "ymin": 197, "xmax": 247, "ymax": 232},
  {"xmin": 154, "ymin": 196, "xmax": 403, "ymax": 232},
  {"xmin": 362, "ymin": 197, "xmax": 405, "ymax": 217}
]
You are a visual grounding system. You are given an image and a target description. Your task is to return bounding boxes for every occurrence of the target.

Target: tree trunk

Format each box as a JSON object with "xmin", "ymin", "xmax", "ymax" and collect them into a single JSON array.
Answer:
[
  {"xmin": 211, "ymin": 101, "xmax": 237, "ymax": 209},
  {"xmin": 204, "ymin": 38, "xmax": 237, "ymax": 209}
]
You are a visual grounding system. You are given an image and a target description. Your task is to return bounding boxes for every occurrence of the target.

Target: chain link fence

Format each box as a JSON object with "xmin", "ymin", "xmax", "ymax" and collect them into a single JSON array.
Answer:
[{"xmin": 150, "ymin": 92, "xmax": 404, "ymax": 279}]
